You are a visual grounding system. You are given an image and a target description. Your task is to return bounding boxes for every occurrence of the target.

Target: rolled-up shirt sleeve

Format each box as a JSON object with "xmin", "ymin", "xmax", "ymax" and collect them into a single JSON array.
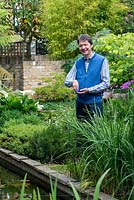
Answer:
[
  {"xmin": 64, "ymin": 63, "xmax": 77, "ymax": 87},
  {"xmin": 89, "ymin": 58, "xmax": 110, "ymax": 93}
]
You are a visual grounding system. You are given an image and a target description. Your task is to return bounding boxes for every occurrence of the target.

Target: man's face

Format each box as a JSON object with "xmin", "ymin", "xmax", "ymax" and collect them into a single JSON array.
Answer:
[{"xmin": 78, "ymin": 40, "xmax": 93, "ymax": 58}]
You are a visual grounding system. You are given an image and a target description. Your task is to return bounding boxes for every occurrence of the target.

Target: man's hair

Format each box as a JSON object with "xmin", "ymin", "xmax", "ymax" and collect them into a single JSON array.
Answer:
[{"xmin": 77, "ymin": 34, "xmax": 93, "ymax": 45}]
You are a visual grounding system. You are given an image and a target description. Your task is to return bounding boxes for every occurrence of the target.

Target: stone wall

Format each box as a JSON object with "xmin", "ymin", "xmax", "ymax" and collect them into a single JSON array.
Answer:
[
  {"xmin": 0, "ymin": 55, "xmax": 65, "ymax": 91},
  {"xmin": 0, "ymin": 56, "xmax": 23, "ymax": 90},
  {"xmin": 23, "ymin": 58, "xmax": 65, "ymax": 90}
]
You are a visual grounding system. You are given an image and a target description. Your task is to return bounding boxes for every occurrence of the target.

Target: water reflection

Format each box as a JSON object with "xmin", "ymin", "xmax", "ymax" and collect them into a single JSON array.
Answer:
[{"xmin": 0, "ymin": 166, "xmax": 49, "ymax": 200}]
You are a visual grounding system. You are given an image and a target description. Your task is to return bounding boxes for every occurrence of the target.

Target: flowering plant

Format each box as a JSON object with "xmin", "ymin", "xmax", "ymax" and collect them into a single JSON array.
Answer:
[{"xmin": 120, "ymin": 80, "xmax": 134, "ymax": 91}]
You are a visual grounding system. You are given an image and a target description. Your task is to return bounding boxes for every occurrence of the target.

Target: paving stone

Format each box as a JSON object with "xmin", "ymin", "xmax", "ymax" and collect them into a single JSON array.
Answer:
[
  {"xmin": 9, "ymin": 153, "xmax": 28, "ymax": 161},
  {"xmin": 0, "ymin": 148, "xmax": 13, "ymax": 154},
  {"xmin": 22, "ymin": 159, "xmax": 42, "ymax": 166}
]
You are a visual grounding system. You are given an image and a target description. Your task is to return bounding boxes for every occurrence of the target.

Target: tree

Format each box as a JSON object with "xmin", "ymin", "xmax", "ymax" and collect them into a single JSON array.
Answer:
[
  {"xmin": 11, "ymin": 0, "xmax": 43, "ymax": 43},
  {"xmin": 2, "ymin": 0, "xmax": 45, "ymax": 56},
  {"xmin": 40, "ymin": 0, "xmax": 128, "ymax": 59},
  {"xmin": 0, "ymin": 2, "xmax": 22, "ymax": 47}
]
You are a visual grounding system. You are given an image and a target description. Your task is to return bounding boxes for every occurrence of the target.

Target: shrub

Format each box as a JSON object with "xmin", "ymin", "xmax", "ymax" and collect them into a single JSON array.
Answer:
[
  {"xmin": 29, "ymin": 123, "xmax": 68, "ymax": 163},
  {"xmin": 0, "ymin": 109, "xmax": 44, "ymax": 133},
  {"xmin": 0, "ymin": 92, "xmax": 38, "ymax": 112},
  {"xmin": 0, "ymin": 105, "xmax": 71, "ymax": 163},
  {"xmin": 0, "ymin": 120, "xmax": 47, "ymax": 155},
  {"xmin": 35, "ymin": 73, "xmax": 75, "ymax": 102},
  {"xmin": 94, "ymin": 32, "xmax": 134, "ymax": 87}
]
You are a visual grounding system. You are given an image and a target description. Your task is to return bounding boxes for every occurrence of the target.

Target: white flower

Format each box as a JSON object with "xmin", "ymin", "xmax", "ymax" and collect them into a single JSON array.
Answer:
[
  {"xmin": 14, "ymin": 89, "xmax": 35, "ymax": 96},
  {"xmin": 22, "ymin": 90, "xmax": 35, "ymax": 96},
  {"xmin": 37, "ymin": 104, "xmax": 44, "ymax": 111},
  {"xmin": 0, "ymin": 90, "xmax": 8, "ymax": 98}
]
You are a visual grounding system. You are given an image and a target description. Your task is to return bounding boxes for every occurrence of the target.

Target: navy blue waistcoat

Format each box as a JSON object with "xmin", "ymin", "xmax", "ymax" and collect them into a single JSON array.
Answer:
[{"xmin": 76, "ymin": 53, "xmax": 105, "ymax": 104}]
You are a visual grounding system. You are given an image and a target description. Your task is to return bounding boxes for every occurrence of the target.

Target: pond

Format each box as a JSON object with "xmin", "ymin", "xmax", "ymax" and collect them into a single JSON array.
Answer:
[{"xmin": 0, "ymin": 165, "xmax": 57, "ymax": 200}]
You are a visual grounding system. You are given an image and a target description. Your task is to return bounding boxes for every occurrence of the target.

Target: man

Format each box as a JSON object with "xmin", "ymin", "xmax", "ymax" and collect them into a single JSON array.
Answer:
[{"xmin": 65, "ymin": 34, "xmax": 110, "ymax": 121}]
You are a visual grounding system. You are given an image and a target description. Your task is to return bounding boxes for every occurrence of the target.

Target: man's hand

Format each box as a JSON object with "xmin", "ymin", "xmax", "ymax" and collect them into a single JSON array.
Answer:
[
  {"xmin": 73, "ymin": 80, "xmax": 79, "ymax": 91},
  {"xmin": 76, "ymin": 88, "xmax": 89, "ymax": 94}
]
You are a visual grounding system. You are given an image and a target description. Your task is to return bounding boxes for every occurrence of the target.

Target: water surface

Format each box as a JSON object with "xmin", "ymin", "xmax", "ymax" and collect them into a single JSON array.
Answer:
[{"xmin": 0, "ymin": 166, "xmax": 50, "ymax": 199}]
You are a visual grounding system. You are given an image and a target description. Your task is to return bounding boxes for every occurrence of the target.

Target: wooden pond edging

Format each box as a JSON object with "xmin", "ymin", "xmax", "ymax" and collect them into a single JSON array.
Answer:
[{"xmin": 0, "ymin": 148, "xmax": 117, "ymax": 200}]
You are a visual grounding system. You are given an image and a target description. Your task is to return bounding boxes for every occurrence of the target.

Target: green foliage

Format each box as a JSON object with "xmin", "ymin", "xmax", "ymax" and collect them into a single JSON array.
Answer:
[
  {"xmin": 0, "ymin": 119, "xmax": 46, "ymax": 155},
  {"xmin": 0, "ymin": 88, "xmax": 134, "ymax": 198},
  {"xmin": 32, "ymin": 188, "xmax": 41, "ymax": 200},
  {"xmin": 20, "ymin": 174, "xmax": 42, "ymax": 200},
  {"xmin": 70, "ymin": 182, "xmax": 81, "ymax": 200},
  {"xmin": 0, "ymin": 98, "xmax": 75, "ymax": 162},
  {"xmin": 69, "ymin": 168, "xmax": 111, "ymax": 200},
  {"xmin": 0, "ymin": 119, "xmax": 69, "ymax": 162},
  {"xmin": 49, "ymin": 177, "xmax": 57, "ymax": 200},
  {"xmin": 93, "ymin": 169, "xmax": 111, "ymax": 200},
  {"xmin": 19, "ymin": 174, "xmax": 29, "ymax": 200},
  {"xmin": 62, "ymin": 54, "xmax": 82, "ymax": 74},
  {"xmin": 29, "ymin": 122, "xmax": 69, "ymax": 162},
  {"xmin": 0, "ymin": 92, "xmax": 38, "ymax": 112},
  {"xmin": 9, "ymin": 0, "xmax": 43, "ymax": 42},
  {"xmin": 66, "ymin": 92, "xmax": 134, "ymax": 199},
  {"xmin": 0, "ymin": 99, "xmax": 73, "ymax": 162},
  {"xmin": 121, "ymin": 0, "xmax": 134, "ymax": 33},
  {"xmin": 0, "ymin": 2, "xmax": 22, "ymax": 46},
  {"xmin": 20, "ymin": 171, "xmax": 111, "ymax": 200},
  {"xmin": 40, "ymin": 0, "xmax": 127, "ymax": 59},
  {"xmin": 94, "ymin": 32, "xmax": 134, "ymax": 86},
  {"xmin": 0, "ymin": 108, "xmax": 43, "ymax": 133},
  {"xmin": 35, "ymin": 73, "xmax": 75, "ymax": 102}
]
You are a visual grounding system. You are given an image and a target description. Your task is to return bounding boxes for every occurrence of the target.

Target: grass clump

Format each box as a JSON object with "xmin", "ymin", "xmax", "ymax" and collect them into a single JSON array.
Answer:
[{"xmin": 65, "ymin": 93, "xmax": 134, "ymax": 199}]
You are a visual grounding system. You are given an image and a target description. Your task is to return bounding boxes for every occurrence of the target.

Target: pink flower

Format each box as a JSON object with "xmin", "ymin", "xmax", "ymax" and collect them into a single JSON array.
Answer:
[{"xmin": 120, "ymin": 80, "xmax": 134, "ymax": 90}]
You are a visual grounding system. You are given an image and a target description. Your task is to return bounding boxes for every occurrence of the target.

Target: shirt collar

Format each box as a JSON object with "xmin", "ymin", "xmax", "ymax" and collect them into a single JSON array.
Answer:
[{"xmin": 83, "ymin": 52, "xmax": 95, "ymax": 61}]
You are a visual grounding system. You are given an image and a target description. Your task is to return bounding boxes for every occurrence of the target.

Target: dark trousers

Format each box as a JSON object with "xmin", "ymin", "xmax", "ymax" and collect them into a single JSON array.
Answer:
[{"xmin": 76, "ymin": 100, "xmax": 103, "ymax": 122}]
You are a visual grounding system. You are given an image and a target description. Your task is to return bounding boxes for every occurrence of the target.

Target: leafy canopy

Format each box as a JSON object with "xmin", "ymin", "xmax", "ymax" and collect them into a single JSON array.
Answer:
[
  {"xmin": 40, "ymin": 0, "xmax": 128, "ymax": 59},
  {"xmin": 94, "ymin": 32, "xmax": 134, "ymax": 86},
  {"xmin": 0, "ymin": 2, "xmax": 22, "ymax": 46}
]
